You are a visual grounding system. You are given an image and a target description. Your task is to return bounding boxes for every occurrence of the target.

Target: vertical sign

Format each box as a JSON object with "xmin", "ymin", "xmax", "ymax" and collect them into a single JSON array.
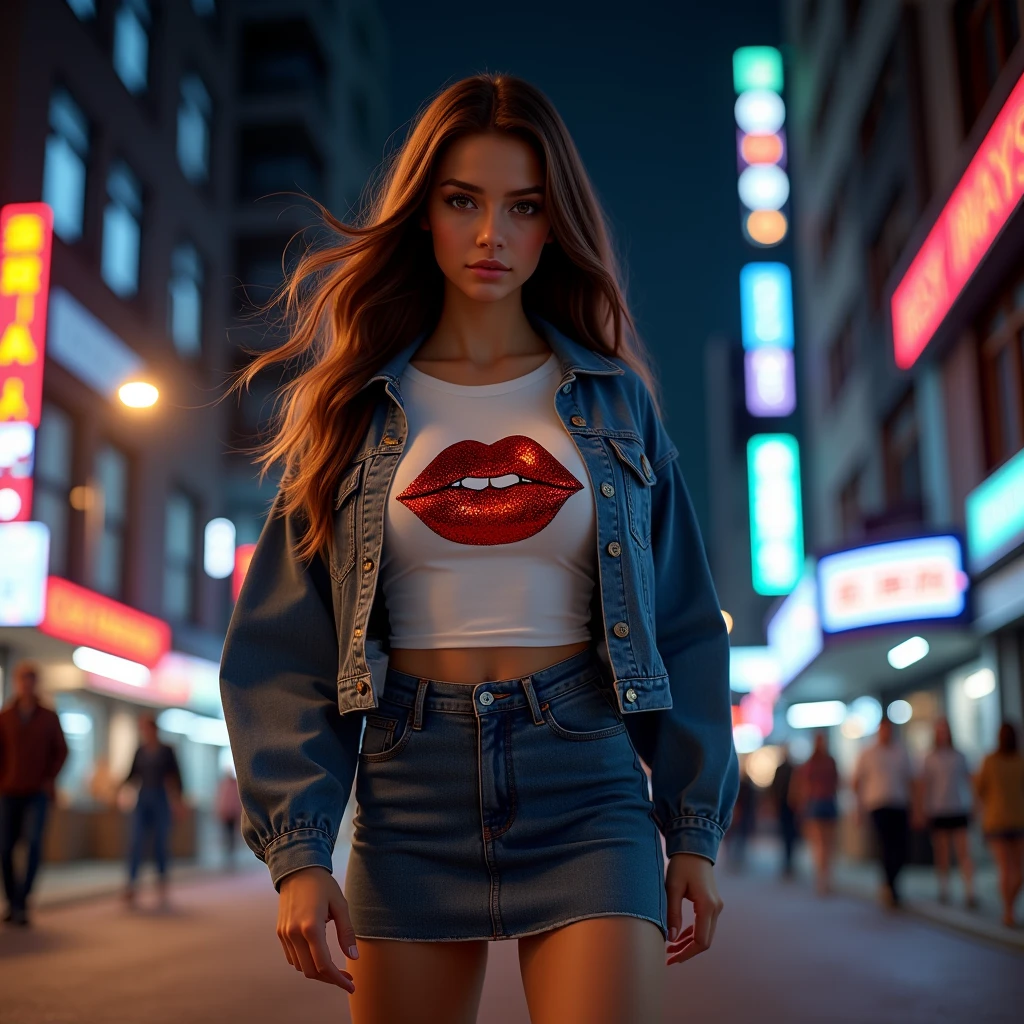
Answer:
[
  {"xmin": 747, "ymin": 434, "xmax": 804, "ymax": 595},
  {"xmin": 0, "ymin": 203, "xmax": 54, "ymax": 523}
]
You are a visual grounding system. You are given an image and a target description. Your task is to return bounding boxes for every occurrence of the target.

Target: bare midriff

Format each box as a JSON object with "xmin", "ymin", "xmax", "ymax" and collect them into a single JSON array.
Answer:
[{"xmin": 386, "ymin": 642, "xmax": 591, "ymax": 684}]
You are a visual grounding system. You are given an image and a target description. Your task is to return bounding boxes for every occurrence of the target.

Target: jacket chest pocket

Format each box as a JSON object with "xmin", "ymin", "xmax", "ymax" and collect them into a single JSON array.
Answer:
[
  {"xmin": 608, "ymin": 437, "xmax": 656, "ymax": 548},
  {"xmin": 330, "ymin": 461, "xmax": 364, "ymax": 584}
]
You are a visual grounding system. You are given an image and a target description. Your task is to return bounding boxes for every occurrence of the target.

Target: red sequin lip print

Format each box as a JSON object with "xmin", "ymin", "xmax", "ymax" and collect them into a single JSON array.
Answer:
[{"xmin": 397, "ymin": 435, "xmax": 583, "ymax": 545}]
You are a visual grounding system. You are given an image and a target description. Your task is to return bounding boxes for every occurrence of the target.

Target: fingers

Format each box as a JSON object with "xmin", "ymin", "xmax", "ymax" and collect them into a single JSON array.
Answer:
[
  {"xmin": 692, "ymin": 890, "xmax": 724, "ymax": 951},
  {"xmin": 664, "ymin": 888, "xmax": 724, "ymax": 966},
  {"xmin": 286, "ymin": 920, "xmax": 354, "ymax": 991},
  {"xmin": 329, "ymin": 894, "xmax": 360, "ymax": 962}
]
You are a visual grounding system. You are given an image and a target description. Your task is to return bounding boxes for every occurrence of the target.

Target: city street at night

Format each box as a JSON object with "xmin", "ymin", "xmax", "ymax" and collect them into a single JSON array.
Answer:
[{"xmin": 1, "ymin": 857, "xmax": 1021, "ymax": 1024}]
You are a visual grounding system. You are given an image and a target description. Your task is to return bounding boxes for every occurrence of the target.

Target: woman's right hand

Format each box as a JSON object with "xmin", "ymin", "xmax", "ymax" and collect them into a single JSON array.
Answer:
[{"xmin": 277, "ymin": 866, "xmax": 359, "ymax": 992}]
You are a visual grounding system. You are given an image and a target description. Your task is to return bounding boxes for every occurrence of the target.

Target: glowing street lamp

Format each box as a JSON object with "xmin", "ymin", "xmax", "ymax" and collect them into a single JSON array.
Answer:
[{"xmin": 118, "ymin": 380, "xmax": 159, "ymax": 408}]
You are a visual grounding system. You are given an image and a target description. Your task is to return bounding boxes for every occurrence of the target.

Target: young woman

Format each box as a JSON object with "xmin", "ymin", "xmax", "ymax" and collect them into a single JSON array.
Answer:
[
  {"xmin": 976, "ymin": 722, "xmax": 1024, "ymax": 927},
  {"xmin": 220, "ymin": 74, "xmax": 738, "ymax": 1023},
  {"xmin": 917, "ymin": 717, "xmax": 975, "ymax": 907},
  {"xmin": 793, "ymin": 731, "xmax": 839, "ymax": 895}
]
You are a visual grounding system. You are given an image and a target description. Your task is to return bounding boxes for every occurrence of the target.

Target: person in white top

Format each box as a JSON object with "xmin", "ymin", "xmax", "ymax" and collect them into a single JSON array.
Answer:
[
  {"xmin": 853, "ymin": 717, "xmax": 915, "ymax": 906},
  {"xmin": 915, "ymin": 718, "xmax": 976, "ymax": 907}
]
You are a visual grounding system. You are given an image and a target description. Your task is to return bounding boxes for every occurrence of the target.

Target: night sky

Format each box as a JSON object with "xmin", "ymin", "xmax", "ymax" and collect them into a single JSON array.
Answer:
[{"xmin": 377, "ymin": 0, "xmax": 784, "ymax": 530}]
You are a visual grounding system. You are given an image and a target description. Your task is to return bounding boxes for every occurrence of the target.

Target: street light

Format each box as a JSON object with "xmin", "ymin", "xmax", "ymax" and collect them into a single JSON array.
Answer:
[{"xmin": 118, "ymin": 381, "xmax": 159, "ymax": 408}]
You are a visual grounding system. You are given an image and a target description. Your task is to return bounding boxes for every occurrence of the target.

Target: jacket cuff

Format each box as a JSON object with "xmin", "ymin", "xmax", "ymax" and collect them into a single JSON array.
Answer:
[
  {"xmin": 664, "ymin": 816, "xmax": 725, "ymax": 864},
  {"xmin": 263, "ymin": 827, "xmax": 336, "ymax": 890}
]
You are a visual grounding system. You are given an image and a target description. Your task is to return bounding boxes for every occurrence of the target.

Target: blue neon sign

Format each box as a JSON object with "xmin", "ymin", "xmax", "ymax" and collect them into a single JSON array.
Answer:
[{"xmin": 740, "ymin": 263, "xmax": 794, "ymax": 350}]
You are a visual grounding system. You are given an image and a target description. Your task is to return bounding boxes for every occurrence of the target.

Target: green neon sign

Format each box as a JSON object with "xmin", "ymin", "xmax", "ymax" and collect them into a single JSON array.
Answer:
[
  {"xmin": 966, "ymin": 447, "xmax": 1024, "ymax": 571},
  {"xmin": 733, "ymin": 47, "xmax": 784, "ymax": 94},
  {"xmin": 748, "ymin": 433, "xmax": 804, "ymax": 595}
]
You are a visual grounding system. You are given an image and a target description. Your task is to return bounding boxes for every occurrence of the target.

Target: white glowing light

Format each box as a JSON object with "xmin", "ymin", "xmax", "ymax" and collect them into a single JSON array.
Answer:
[
  {"xmin": 887, "ymin": 636, "xmax": 929, "ymax": 670},
  {"xmin": 887, "ymin": 699, "xmax": 913, "ymax": 725},
  {"xmin": 964, "ymin": 668, "xmax": 996, "ymax": 700},
  {"xmin": 156, "ymin": 707, "xmax": 231, "ymax": 747},
  {"xmin": 746, "ymin": 744, "xmax": 783, "ymax": 787},
  {"xmin": 73, "ymin": 646, "xmax": 151, "ymax": 687},
  {"xmin": 0, "ymin": 488, "xmax": 22, "ymax": 521},
  {"xmin": 204, "ymin": 518, "xmax": 236, "ymax": 579},
  {"xmin": 58, "ymin": 711, "xmax": 93, "ymax": 736},
  {"xmin": 844, "ymin": 696, "xmax": 883, "ymax": 739},
  {"xmin": 735, "ymin": 90, "xmax": 786, "ymax": 134},
  {"xmin": 738, "ymin": 165, "xmax": 790, "ymax": 211},
  {"xmin": 786, "ymin": 700, "xmax": 847, "ymax": 730},
  {"xmin": 118, "ymin": 381, "xmax": 159, "ymax": 408},
  {"xmin": 733, "ymin": 723, "xmax": 764, "ymax": 754}
]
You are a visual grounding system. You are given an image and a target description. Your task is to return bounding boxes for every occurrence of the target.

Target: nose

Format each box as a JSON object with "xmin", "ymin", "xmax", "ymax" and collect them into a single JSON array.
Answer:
[{"xmin": 476, "ymin": 206, "xmax": 505, "ymax": 250}]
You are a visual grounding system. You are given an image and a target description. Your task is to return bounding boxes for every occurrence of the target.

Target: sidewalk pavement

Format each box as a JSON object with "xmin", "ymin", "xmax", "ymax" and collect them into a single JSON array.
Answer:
[{"xmin": 725, "ymin": 834, "xmax": 1024, "ymax": 953}]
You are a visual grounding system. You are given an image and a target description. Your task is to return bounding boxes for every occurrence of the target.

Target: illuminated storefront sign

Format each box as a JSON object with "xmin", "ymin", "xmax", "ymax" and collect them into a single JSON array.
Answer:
[
  {"xmin": 740, "ymin": 263, "xmax": 794, "ymax": 350},
  {"xmin": 729, "ymin": 646, "xmax": 782, "ymax": 693},
  {"xmin": 817, "ymin": 535, "xmax": 969, "ymax": 634},
  {"xmin": 0, "ymin": 520, "xmax": 49, "ymax": 625},
  {"xmin": 745, "ymin": 348, "xmax": 795, "ymax": 417},
  {"xmin": 891, "ymin": 69, "xmax": 1024, "ymax": 369},
  {"xmin": 747, "ymin": 434, "xmax": 804, "ymax": 595},
  {"xmin": 0, "ymin": 203, "xmax": 53, "ymax": 523},
  {"xmin": 233, "ymin": 543, "xmax": 257, "ymax": 602},
  {"xmin": 965, "ymin": 447, "xmax": 1024, "ymax": 571},
  {"xmin": 40, "ymin": 576, "xmax": 172, "ymax": 667},
  {"xmin": 766, "ymin": 568, "xmax": 822, "ymax": 686}
]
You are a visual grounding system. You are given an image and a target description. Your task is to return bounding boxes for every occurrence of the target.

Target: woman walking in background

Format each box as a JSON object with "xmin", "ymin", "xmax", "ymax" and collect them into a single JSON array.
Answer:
[
  {"xmin": 917, "ymin": 718, "xmax": 975, "ymax": 907},
  {"xmin": 793, "ymin": 732, "xmax": 839, "ymax": 895},
  {"xmin": 123, "ymin": 713, "xmax": 184, "ymax": 908},
  {"xmin": 975, "ymin": 722, "xmax": 1024, "ymax": 927}
]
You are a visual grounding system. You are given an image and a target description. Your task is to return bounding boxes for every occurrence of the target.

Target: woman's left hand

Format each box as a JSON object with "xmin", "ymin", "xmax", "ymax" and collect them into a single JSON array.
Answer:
[{"xmin": 664, "ymin": 852, "xmax": 724, "ymax": 966}]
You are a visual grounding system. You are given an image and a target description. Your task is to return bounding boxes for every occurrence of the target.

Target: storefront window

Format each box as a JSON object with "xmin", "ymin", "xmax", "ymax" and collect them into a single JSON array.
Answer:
[
  {"xmin": 92, "ymin": 444, "xmax": 129, "ymax": 598},
  {"xmin": 977, "ymin": 273, "xmax": 1024, "ymax": 471}
]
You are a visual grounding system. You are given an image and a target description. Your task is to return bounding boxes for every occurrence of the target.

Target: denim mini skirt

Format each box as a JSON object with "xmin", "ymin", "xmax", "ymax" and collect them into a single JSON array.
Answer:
[{"xmin": 344, "ymin": 648, "xmax": 667, "ymax": 942}]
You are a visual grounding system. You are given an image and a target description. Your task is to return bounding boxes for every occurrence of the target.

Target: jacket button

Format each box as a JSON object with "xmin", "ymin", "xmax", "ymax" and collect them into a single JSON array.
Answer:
[
  {"xmin": 613, "ymin": 621, "xmax": 629, "ymax": 638},
  {"xmin": 625, "ymin": 687, "xmax": 638, "ymax": 703},
  {"xmin": 600, "ymin": 483, "xmax": 615, "ymax": 498},
  {"xmin": 356, "ymin": 680, "xmax": 368, "ymax": 696},
  {"xmin": 362, "ymin": 559, "xmax": 374, "ymax": 573},
  {"xmin": 570, "ymin": 415, "xmax": 586, "ymax": 427},
  {"xmin": 607, "ymin": 541, "xmax": 621, "ymax": 557},
  {"xmin": 382, "ymin": 436, "xmax": 399, "ymax": 446},
  {"xmin": 640, "ymin": 454, "xmax": 653, "ymax": 480},
  {"xmin": 561, "ymin": 383, "xmax": 571, "ymax": 394},
  {"xmin": 353, "ymin": 628, "xmax": 363, "ymax": 638}
]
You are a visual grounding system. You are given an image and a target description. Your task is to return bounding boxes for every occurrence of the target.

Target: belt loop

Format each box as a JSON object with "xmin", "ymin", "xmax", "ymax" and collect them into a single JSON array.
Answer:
[
  {"xmin": 412, "ymin": 678, "xmax": 429, "ymax": 730},
  {"xmin": 521, "ymin": 676, "xmax": 544, "ymax": 726}
]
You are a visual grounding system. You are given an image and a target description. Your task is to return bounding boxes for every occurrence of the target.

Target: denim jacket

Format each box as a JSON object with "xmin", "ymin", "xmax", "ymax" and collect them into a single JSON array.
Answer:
[{"xmin": 219, "ymin": 318, "xmax": 739, "ymax": 889}]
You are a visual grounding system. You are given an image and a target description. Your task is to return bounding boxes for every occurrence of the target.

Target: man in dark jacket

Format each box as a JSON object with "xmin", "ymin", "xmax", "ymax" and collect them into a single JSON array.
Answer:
[{"xmin": 0, "ymin": 661, "xmax": 68, "ymax": 925}]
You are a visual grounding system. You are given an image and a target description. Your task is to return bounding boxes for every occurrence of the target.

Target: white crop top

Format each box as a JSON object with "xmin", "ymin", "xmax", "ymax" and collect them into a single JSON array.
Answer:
[{"xmin": 380, "ymin": 354, "xmax": 597, "ymax": 648}]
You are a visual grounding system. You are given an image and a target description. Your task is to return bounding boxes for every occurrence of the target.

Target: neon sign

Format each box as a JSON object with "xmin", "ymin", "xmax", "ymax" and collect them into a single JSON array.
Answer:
[
  {"xmin": 766, "ymin": 567, "xmax": 822, "ymax": 685},
  {"xmin": 740, "ymin": 263, "xmax": 794, "ymax": 350},
  {"xmin": 0, "ymin": 521, "xmax": 49, "ymax": 625},
  {"xmin": 817, "ymin": 535, "xmax": 969, "ymax": 634},
  {"xmin": 891, "ymin": 69, "xmax": 1024, "ymax": 369},
  {"xmin": 0, "ymin": 203, "xmax": 53, "ymax": 523},
  {"xmin": 965, "ymin": 447, "xmax": 1024, "ymax": 571},
  {"xmin": 745, "ymin": 348, "xmax": 795, "ymax": 417},
  {"xmin": 748, "ymin": 434, "xmax": 804, "ymax": 595},
  {"xmin": 40, "ymin": 576, "xmax": 172, "ymax": 667}
]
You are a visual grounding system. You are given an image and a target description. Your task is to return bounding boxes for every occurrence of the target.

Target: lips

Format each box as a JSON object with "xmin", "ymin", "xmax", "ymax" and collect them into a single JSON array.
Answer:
[{"xmin": 397, "ymin": 435, "xmax": 582, "ymax": 545}]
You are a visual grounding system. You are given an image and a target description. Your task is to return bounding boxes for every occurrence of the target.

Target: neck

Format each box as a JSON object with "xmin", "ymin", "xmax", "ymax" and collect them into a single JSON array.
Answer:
[
  {"xmin": 16, "ymin": 696, "xmax": 37, "ymax": 714},
  {"xmin": 428, "ymin": 285, "xmax": 543, "ymax": 365}
]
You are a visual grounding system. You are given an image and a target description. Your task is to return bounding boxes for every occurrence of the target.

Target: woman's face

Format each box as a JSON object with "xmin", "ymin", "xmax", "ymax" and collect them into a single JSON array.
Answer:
[{"xmin": 423, "ymin": 132, "xmax": 553, "ymax": 304}]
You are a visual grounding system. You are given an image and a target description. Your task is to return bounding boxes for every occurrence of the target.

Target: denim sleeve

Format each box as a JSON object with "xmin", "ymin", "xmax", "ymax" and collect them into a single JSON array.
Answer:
[
  {"xmin": 219, "ymin": 489, "xmax": 362, "ymax": 890},
  {"xmin": 626, "ymin": 448, "xmax": 739, "ymax": 864}
]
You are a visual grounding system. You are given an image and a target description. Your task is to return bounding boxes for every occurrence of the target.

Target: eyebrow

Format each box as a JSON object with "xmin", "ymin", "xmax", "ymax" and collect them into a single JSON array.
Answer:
[{"xmin": 438, "ymin": 178, "xmax": 545, "ymax": 197}]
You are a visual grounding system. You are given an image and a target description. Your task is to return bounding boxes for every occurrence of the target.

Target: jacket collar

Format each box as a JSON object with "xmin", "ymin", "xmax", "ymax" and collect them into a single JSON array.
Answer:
[{"xmin": 360, "ymin": 316, "xmax": 624, "ymax": 394}]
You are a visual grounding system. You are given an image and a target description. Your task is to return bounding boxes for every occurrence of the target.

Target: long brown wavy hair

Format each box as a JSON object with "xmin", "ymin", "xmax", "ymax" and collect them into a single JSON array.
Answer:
[{"xmin": 235, "ymin": 73, "xmax": 656, "ymax": 562}]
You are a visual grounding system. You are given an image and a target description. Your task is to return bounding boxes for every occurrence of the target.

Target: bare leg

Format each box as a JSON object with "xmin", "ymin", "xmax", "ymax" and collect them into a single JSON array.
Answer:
[
  {"xmin": 347, "ymin": 939, "xmax": 488, "ymax": 1024},
  {"xmin": 931, "ymin": 830, "xmax": 951, "ymax": 901},
  {"xmin": 519, "ymin": 916, "xmax": 665, "ymax": 1024},
  {"xmin": 951, "ymin": 828, "xmax": 975, "ymax": 904}
]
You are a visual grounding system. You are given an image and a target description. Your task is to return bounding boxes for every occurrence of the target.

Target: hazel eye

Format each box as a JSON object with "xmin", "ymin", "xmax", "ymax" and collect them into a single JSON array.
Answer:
[
  {"xmin": 513, "ymin": 201, "xmax": 539, "ymax": 216},
  {"xmin": 445, "ymin": 193, "xmax": 475, "ymax": 211}
]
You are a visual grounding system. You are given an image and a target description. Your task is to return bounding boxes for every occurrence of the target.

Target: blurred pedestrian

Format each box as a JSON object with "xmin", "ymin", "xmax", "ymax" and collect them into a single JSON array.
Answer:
[
  {"xmin": 917, "ymin": 718, "xmax": 975, "ymax": 907},
  {"xmin": 853, "ymin": 717, "xmax": 914, "ymax": 907},
  {"xmin": 975, "ymin": 722, "xmax": 1024, "ymax": 928},
  {"xmin": 793, "ymin": 732, "xmax": 839, "ymax": 895},
  {"xmin": 123, "ymin": 713, "xmax": 184, "ymax": 907},
  {"xmin": 770, "ymin": 745, "xmax": 799, "ymax": 878},
  {"xmin": 215, "ymin": 767, "xmax": 242, "ymax": 870},
  {"xmin": 0, "ymin": 661, "xmax": 68, "ymax": 926},
  {"xmin": 726, "ymin": 765, "xmax": 757, "ymax": 871}
]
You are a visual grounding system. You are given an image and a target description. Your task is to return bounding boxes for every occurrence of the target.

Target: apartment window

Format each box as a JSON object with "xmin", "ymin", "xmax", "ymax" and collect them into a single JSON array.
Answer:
[
  {"xmin": 93, "ymin": 444, "xmax": 128, "ymax": 598},
  {"xmin": 113, "ymin": 0, "xmax": 151, "ymax": 96},
  {"xmin": 177, "ymin": 74, "xmax": 212, "ymax": 183},
  {"xmin": 860, "ymin": 45, "xmax": 900, "ymax": 157},
  {"xmin": 66, "ymin": 0, "xmax": 95, "ymax": 19},
  {"xmin": 168, "ymin": 242, "xmax": 204, "ymax": 357},
  {"xmin": 238, "ymin": 125, "xmax": 324, "ymax": 202},
  {"xmin": 956, "ymin": 0, "xmax": 1022, "ymax": 129},
  {"xmin": 883, "ymin": 391, "xmax": 922, "ymax": 510},
  {"xmin": 164, "ymin": 490, "xmax": 196, "ymax": 620},
  {"xmin": 101, "ymin": 161, "xmax": 143, "ymax": 298},
  {"xmin": 977, "ymin": 275, "xmax": 1024, "ymax": 470},
  {"xmin": 42, "ymin": 89, "xmax": 90, "ymax": 243},
  {"xmin": 33, "ymin": 403, "xmax": 74, "ymax": 577},
  {"xmin": 828, "ymin": 314, "xmax": 856, "ymax": 403},
  {"xmin": 868, "ymin": 189, "xmax": 913, "ymax": 313},
  {"xmin": 241, "ymin": 19, "xmax": 327, "ymax": 98}
]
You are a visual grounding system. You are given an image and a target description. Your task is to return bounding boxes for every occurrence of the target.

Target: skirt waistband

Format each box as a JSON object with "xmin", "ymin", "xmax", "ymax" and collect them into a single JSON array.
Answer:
[{"xmin": 381, "ymin": 647, "xmax": 604, "ymax": 718}]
